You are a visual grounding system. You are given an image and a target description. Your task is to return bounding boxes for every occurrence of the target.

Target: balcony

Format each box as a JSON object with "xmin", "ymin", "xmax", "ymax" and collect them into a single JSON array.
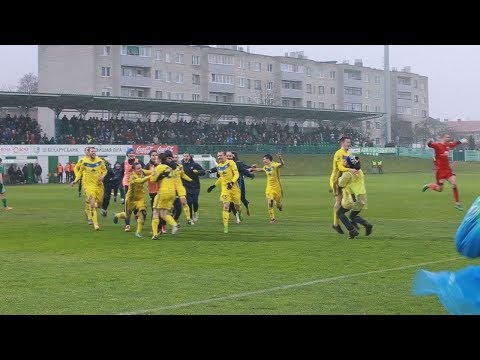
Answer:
[
  {"xmin": 120, "ymin": 75, "xmax": 152, "ymax": 88},
  {"xmin": 208, "ymin": 63, "xmax": 235, "ymax": 75},
  {"xmin": 120, "ymin": 55, "xmax": 153, "ymax": 68},
  {"xmin": 281, "ymin": 71, "xmax": 304, "ymax": 81},
  {"xmin": 208, "ymin": 83, "xmax": 235, "ymax": 94},
  {"xmin": 281, "ymin": 88, "xmax": 303, "ymax": 98}
]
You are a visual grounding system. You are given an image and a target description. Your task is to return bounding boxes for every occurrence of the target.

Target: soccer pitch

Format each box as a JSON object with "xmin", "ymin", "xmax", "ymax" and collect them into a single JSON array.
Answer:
[{"xmin": 1, "ymin": 160, "xmax": 479, "ymax": 314}]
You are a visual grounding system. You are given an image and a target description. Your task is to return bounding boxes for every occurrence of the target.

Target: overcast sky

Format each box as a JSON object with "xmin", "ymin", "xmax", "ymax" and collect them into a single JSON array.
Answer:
[{"xmin": 0, "ymin": 45, "xmax": 478, "ymax": 120}]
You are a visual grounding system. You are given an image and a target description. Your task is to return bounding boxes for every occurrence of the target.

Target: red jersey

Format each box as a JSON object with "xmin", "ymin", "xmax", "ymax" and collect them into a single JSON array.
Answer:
[{"xmin": 428, "ymin": 141, "xmax": 458, "ymax": 170}]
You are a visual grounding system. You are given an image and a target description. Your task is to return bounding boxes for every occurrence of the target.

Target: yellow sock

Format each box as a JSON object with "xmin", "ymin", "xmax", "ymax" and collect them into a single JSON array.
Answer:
[
  {"xmin": 136, "ymin": 212, "xmax": 144, "ymax": 233},
  {"xmin": 116, "ymin": 211, "xmax": 126, "ymax": 219},
  {"xmin": 268, "ymin": 208, "xmax": 275, "ymax": 220},
  {"xmin": 91, "ymin": 208, "xmax": 98, "ymax": 225},
  {"xmin": 222, "ymin": 209, "xmax": 229, "ymax": 227},
  {"xmin": 183, "ymin": 204, "xmax": 191, "ymax": 220},
  {"xmin": 333, "ymin": 206, "xmax": 339, "ymax": 226},
  {"xmin": 152, "ymin": 218, "xmax": 160, "ymax": 236},
  {"xmin": 164, "ymin": 215, "xmax": 177, "ymax": 227},
  {"xmin": 85, "ymin": 203, "xmax": 92, "ymax": 220}
]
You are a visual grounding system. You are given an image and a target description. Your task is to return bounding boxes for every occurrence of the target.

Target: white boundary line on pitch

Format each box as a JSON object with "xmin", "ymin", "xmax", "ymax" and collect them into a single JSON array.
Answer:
[
  {"xmin": 279, "ymin": 215, "xmax": 459, "ymax": 224},
  {"xmin": 117, "ymin": 257, "xmax": 462, "ymax": 315}
]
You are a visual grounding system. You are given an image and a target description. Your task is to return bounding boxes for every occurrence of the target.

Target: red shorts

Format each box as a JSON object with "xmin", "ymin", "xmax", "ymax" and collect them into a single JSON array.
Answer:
[{"xmin": 436, "ymin": 168, "xmax": 454, "ymax": 185}]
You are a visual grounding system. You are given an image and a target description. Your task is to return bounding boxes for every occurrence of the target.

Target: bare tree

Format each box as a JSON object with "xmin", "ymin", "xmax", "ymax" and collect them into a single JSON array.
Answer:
[
  {"xmin": 17, "ymin": 73, "xmax": 38, "ymax": 93},
  {"xmin": 413, "ymin": 117, "xmax": 448, "ymax": 143},
  {"xmin": 255, "ymin": 81, "xmax": 281, "ymax": 106},
  {"xmin": 0, "ymin": 84, "xmax": 17, "ymax": 92},
  {"xmin": 391, "ymin": 116, "xmax": 414, "ymax": 146}
]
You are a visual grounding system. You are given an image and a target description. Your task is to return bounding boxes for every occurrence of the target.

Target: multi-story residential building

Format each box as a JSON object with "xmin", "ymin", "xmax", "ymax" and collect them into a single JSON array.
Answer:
[{"xmin": 38, "ymin": 45, "xmax": 429, "ymax": 145}]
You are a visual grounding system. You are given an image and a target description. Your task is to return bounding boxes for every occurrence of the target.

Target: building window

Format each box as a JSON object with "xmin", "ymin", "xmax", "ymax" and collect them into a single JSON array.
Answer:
[
  {"xmin": 375, "ymin": 106, "xmax": 380, "ymax": 112},
  {"xmin": 267, "ymin": 81, "xmax": 273, "ymax": 91},
  {"xmin": 318, "ymin": 86, "xmax": 324, "ymax": 94},
  {"xmin": 422, "ymin": 110, "xmax": 427, "ymax": 118},
  {"xmin": 330, "ymin": 71, "xmax": 336, "ymax": 79},
  {"xmin": 330, "ymin": 104, "xmax": 336, "ymax": 110},
  {"xmin": 175, "ymin": 92, "xmax": 184, "ymax": 100},
  {"xmin": 211, "ymin": 74, "xmax": 234, "ymax": 85},
  {"xmin": 238, "ymin": 59, "xmax": 245, "ymax": 69},
  {"xmin": 254, "ymin": 80, "xmax": 262, "ymax": 90},
  {"xmin": 140, "ymin": 47, "xmax": 151, "ymax": 57},
  {"xmin": 306, "ymin": 84, "xmax": 312, "ymax": 93},
  {"xmin": 420, "ymin": 82, "xmax": 425, "ymax": 90},
  {"xmin": 365, "ymin": 90, "xmax": 370, "ymax": 98},
  {"xmin": 344, "ymin": 103, "xmax": 362, "ymax": 111},
  {"xmin": 192, "ymin": 55, "xmax": 200, "ymax": 65},
  {"xmin": 166, "ymin": 72, "xmax": 172, "ymax": 83},
  {"xmin": 398, "ymin": 76, "xmax": 411, "ymax": 85},
  {"xmin": 103, "ymin": 46, "xmax": 111, "ymax": 56},
  {"xmin": 192, "ymin": 94, "xmax": 200, "ymax": 101},
  {"xmin": 346, "ymin": 71, "xmax": 362, "ymax": 80},
  {"xmin": 192, "ymin": 74, "xmax": 200, "ymax": 85},
  {"xmin": 166, "ymin": 52, "xmax": 171, "ymax": 63},
  {"xmin": 375, "ymin": 90, "xmax": 380, "ymax": 99},
  {"xmin": 398, "ymin": 91, "xmax": 412, "ymax": 100},
  {"xmin": 397, "ymin": 106, "xmax": 412, "ymax": 115},
  {"xmin": 282, "ymin": 81, "xmax": 290, "ymax": 89},
  {"xmin": 375, "ymin": 137, "xmax": 380, "ymax": 145},
  {"xmin": 345, "ymin": 87, "xmax": 362, "ymax": 96},
  {"xmin": 252, "ymin": 62, "xmax": 262, "ymax": 71},
  {"xmin": 365, "ymin": 105, "xmax": 369, "ymax": 111},
  {"xmin": 414, "ymin": 79, "xmax": 418, "ymax": 89},
  {"xmin": 101, "ymin": 88, "xmax": 111, "ymax": 96},
  {"xmin": 374, "ymin": 76, "xmax": 381, "ymax": 84},
  {"xmin": 175, "ymin": 73, "xmax": 184, "ymax": 83},
  {"xmin": 330, "ymin": 87, "xmax": 336, "ymax": 95},
  {"xmin": 238, "ymin": 77, "xmax": 246, "ymax": 87},
  {"xmin": 208, "ymin": 54, "xmax": 234, "ymax": 65},
  {"xmin": 318, "ymin": 102, "xmax": 324, "ymax": 109},
  {"xmin": 246, "ymin": 79, "xmax": 251, "ymax": 89},
  {"xmin": 155, "ymin": 50, "xmax": 162, "ymax": 60},
  {"xmin": 413, "ymin": 108, "xmax": 419, "ymax": 116},
  {"xmin": 306, "ymin": 67, "xmax": 311, "ymax": 76},
  {"xmin": 154, "ymin": 70, "xmax": 162, "ymax": 80},
  {"xmin": 414, "ymin": 95, "xmax": 419, "ymax": 102},
  {"xmin": 422, "ymin": 96, "xmax": 426, "ymax": 104},
  {"xmin": 155, "ymin": 91, "xmax": 162, "ymax": 99},
  {"xmin": 137, "ymin": 90, "xmax": 144, "ymax": 98},
  {"xmin": 176, "ymin": 53, "xmax": 184, "ymax": 64},
  {"xmin": 366, "ymin": 121, "xmax": 371, "ymax": 130},
  {"xmin": 319, "ymin": 70, "xmax": 324, "ymax": 78},
  {"xmin": 238, "ymin": 96, "xmax": 246, "ymax": 103},
  {"xmin": 306, "ymin": 101, "xmax": 312, "ymax": 108},
  {"xmin": 267, "ymin": 63, "xmax": 273, "ymax": 72},
  {"xmin": 375, "ymin": 121, "xmax": 380, "ymax": 129},
  {"xmin": 101, "ymin": 67, "xmax": 111, "ymax": 77},
  {"xmin": 364, "ymin": 74, "xmax": 369, "ymax": 82}
]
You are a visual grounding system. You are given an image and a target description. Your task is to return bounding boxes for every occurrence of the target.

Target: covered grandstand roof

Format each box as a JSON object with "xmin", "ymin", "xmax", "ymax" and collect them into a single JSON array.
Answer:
[{"xmin": 0, "ymin": 92, "xmax": 384, "ymax": 122}]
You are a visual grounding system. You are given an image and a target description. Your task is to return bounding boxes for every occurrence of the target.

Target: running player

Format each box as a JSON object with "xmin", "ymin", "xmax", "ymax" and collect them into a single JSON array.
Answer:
[
  {"xmin": 172, "ymin": 154, "xmax": 194, "ymax": 225},
  {"xmin": 0, "ymin": 157, "xmax": 13, "ymax": 210},
  {"xmin": 422, "ymin": 134, "xmax": 468, "ymax": 211}
]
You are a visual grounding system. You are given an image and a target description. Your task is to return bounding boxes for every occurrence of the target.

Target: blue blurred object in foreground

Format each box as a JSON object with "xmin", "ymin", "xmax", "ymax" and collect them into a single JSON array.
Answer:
[
  {"xmin": 455, "ymin": 196, "xmax": 480, "ymax": 258},
  {"xmin": 412, "ymin": 266, "xmax": 480, "ymax": 315}
]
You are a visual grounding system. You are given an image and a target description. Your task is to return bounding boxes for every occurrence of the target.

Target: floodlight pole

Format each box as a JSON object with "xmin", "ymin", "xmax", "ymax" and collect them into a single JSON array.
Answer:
[{"xmin": 384, "ymin": 45, "xmax": 392, "ymax": 145}]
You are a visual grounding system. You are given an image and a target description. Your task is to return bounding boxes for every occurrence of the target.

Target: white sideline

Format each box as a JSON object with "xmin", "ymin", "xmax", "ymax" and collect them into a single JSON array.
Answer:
[{"xmin": 117, "ymin": 257, "xmax": 462, "ymax": 315}]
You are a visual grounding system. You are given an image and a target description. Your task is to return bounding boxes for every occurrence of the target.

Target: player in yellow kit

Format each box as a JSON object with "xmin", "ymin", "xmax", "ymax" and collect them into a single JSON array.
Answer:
[
  {"xmin": 329, "ymin": 136, "xmax": 357, "ymax": 235},
  {"xmin": 207, "ymin": 150, "xmax": 241, "ymax": 233},
  {"xmin": 72, "ymin": 146, "xmax": 94, "ymax": 225},
  {"xmin": 150, "ymin": 152, "xmax": 180, "ymax": 239},
  {"xmin": 249, "ymin": 154, "xmax": 285, "ymax": 224},
  {"xmin": 113, "ymin": 163, "xmax": 151, "ymax": 238},
  {"xmin": 71, "ymin": 147, "xmax": 107, "ymax": 231},
  {"xmin": 172, "ymin": 154, "xmax": 194, "ymax": 225}
]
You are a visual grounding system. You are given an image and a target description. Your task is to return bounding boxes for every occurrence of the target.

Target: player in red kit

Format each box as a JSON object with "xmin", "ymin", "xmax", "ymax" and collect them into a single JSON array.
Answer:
[{"xmin": 421, "ymin": 133, "xmax": 468, "ymax": 211}]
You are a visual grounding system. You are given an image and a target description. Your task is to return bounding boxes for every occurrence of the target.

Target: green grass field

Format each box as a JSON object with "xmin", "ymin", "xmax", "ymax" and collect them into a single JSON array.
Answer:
[{"xmin": 1, "ymin": 156, "xmax": 479, "ymax": 314}]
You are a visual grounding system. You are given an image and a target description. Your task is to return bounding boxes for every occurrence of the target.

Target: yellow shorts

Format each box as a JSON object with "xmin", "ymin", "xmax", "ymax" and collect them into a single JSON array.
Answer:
[
  {"xmin": 266, "ymin": 188, "xmax": 282, "ymax": 204},
  {"xmin": 125, "ymin": 199, "xmax": 146, "ymax": 214},
  {"xmin": 176, "ymin": 185, "xmax": 187, "ymax": 198},
  {"xmin": 220, "ymin": 187, "xmax": 240, "ymax": 205},
  {"xmin": 153, "ymin": 192, "xmax": 176, "ymax": 210},
  {"xmin": 85, "ymin": 186, "xmax": 104, "ymax": 206}
]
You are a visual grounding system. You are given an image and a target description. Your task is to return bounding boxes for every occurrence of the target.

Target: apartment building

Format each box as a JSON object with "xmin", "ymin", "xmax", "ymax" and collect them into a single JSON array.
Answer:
[{"xmin": 38, "ymin": 45, "xmax": 429, "ymax": 145}]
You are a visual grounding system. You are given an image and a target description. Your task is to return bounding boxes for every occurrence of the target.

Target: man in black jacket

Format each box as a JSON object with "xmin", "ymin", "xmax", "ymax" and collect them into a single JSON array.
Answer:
[
  {"xmin": 100, "ymin": 158, "xmax": 115, "ymax": 217},
  {"xmin": 181, "ymin": 152, "xmax": 206, "ymax": 222}
]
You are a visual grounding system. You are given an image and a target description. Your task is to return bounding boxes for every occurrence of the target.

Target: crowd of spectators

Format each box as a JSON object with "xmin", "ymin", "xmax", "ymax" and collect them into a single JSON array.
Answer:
[
  {"xmin": 55, "ymin": 115, "xmax": 372, "ymax": 146},
  {"xmin": 1, "ymin": 114, "xmax": 373, "ymax": 146}
]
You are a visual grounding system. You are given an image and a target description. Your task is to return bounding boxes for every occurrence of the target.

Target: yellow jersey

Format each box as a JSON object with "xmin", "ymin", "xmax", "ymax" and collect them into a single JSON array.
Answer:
[
  {"xmin": 173, "ymin": 163, "xmax": 192, "ymax": 190},
  {"xmin": 214, "ymin": 160, "xmax": 239, "ymax": 191},
  {"xmin": 74, "ymin": 156, "xmax": 107, "ymax": 188},
  {"xmin": 150, "ymin": 164, "xmax": 176, "ymax": 194},
  {"xmin": 262, "ymin": 161, "xmax": 282, "ymax": 191},
  {"xmin": 329, "ymin": 148, "xmax": 351, "ymax": 186},
  {"xmin": 74, "ymin": 155, "xmax": 90, "ymax": 180},
  {"xmin": 126, "ymin": 171, "xmax": 151, "ymax": 202}
]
